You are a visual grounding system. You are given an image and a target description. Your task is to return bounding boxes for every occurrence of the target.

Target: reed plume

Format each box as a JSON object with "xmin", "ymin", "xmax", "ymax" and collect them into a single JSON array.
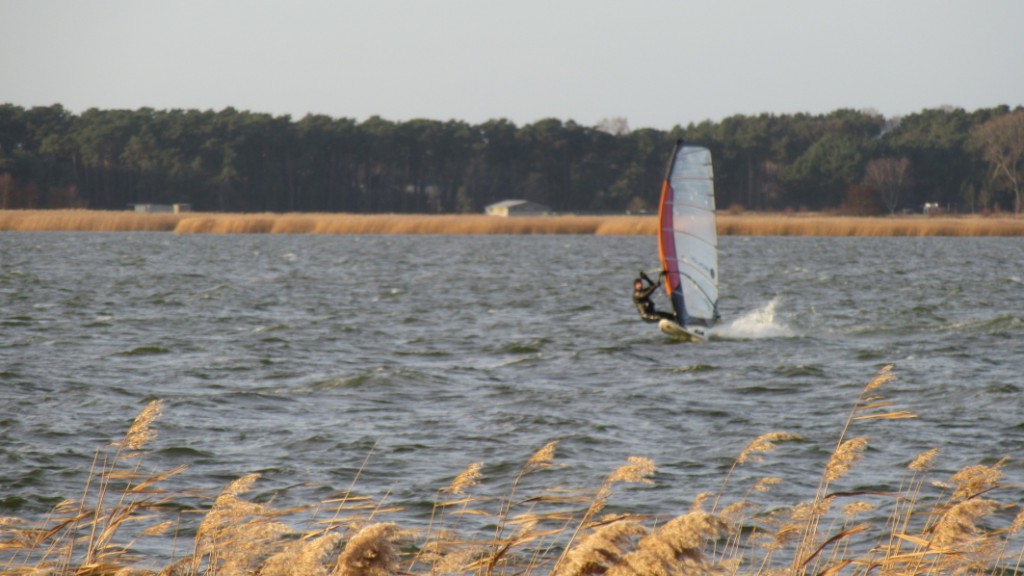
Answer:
[
  {"xmin": 331, "ymin": 523, "xmax": 403, "ymax": 576},
  {"xmin": 191, "ymin": 473, "xmax": 293, "ymax": 575},
  {"xmin": 524, "ymin": 440, "xmax": 559, "ymax": 474},
  {"xmin": 949, "ymin": 459, "xmax": 1006, "ymax": 501},
  {"xmin": 789, "ymin": 365, "xmax": 903, "ymax": 574},
  {"xmin": 552, "ymin": 518, "xmax": 648, "ymax": 576},
  {"xmin": 415, "ymin": 461, "xmax": 489, "ymax": 574},
  {"xmin": 445, "ymin": 462, "xmax": 485, "ymax": 496},
  {"xmin": 713, "ymin": 432, "xmax": 802, "ymax": 514},
  {"xmin": 736, "ymin": 432, "xmax": 804, "ymax": 465},
  {"xmin": 605, "ymin": 511, "xmax": 729, "ymax": 576},
  {"xmin": 908, "ymin": 447, "xmax": 940, "ymax": 473},
  {"xmin": 117, "ymin": 400, "xmax": 164, "ymax": 453},
  {"xmin": 592, "ymin": 457, "xmax": 656, "ymax": 521},
  {"xmin": 0, "ymin": 400, "xmax": 189, "ymax": 575},
  {"xmin": 258, "ymin": 533, "xmax": 344, "ymax": 576},
  {"xmin": 429, "ymin": 460, "xmax": 486, "ymax": 539},
  {"xmin": 753, "ymin": 477, "xmax": 782, "ymax": 493},
  {"xmin": 484, "ymin": 441, "xmax": 560, "ymax": 573},
  {"xmin": 824, "ymin": 437, "xmax": 870, "ymax": 482},
  {"xmin": 413, "ymin": 531, "xmax": 480, "ymax": 575},
  {"xmin": 552, "ymin": 457, "xmax": 656, "ymax": 574},
  {"xmin": 931, "ymin": 499, "xmax": 999, "ymax": 551},
  {"xmin": 606, "ymin": 457, "xmax": 656, "ymax": 486}
]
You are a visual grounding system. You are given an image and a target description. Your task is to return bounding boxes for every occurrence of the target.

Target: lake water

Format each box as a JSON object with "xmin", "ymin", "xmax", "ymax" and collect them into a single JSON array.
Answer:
[{"xmin": 2, "ymin": 232, "xmax": 1023, "ymax": 557}]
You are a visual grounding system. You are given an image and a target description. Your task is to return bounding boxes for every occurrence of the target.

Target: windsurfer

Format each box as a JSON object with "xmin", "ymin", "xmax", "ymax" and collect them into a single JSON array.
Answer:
[{"xmin": 632, "ymin": 271, "xmax": 678, "ymax": 324}]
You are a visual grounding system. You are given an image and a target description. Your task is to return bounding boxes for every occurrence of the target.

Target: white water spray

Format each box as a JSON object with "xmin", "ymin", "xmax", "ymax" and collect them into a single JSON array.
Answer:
[{"xmin": 714, "ymin": 297, "xmax": 796, "ymax": 339}]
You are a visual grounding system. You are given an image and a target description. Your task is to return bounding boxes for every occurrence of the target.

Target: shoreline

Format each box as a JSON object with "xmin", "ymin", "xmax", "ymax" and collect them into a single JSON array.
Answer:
[{"xmin": 1, "ymin": 209, "xmax": 1023, "ymax": 236}]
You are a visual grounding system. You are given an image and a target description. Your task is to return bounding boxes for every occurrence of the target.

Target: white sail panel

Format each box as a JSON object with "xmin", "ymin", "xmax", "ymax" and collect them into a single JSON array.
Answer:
[
  {"xmin": 669, "ymin": 147, "xmax": 715, "ymax": 210},
  {"xmin": 660, "ymin": 143, "xmax": 718, "ymax": 327}
]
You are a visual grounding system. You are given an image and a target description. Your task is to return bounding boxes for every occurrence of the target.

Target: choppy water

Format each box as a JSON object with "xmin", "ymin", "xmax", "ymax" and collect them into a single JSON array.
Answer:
[{"xmin": 2, "ymin": 232, "xmax": 1023, "ymax": 550}]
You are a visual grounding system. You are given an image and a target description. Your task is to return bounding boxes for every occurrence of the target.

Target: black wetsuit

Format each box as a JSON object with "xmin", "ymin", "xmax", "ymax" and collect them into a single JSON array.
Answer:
[{"xmin": 632, "ymin": 275, "xmax": 677, "ymax": 323}]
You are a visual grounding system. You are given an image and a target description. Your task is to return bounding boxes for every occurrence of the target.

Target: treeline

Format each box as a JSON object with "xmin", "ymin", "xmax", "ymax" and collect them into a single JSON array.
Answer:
[{"xmin": 1, "ymin": 103, "xmax": 1022, "ymax": 214}]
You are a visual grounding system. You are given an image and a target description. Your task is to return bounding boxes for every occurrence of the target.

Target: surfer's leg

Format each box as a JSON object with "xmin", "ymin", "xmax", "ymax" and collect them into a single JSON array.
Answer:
[{"xmin": 639, "ymin": 311, "xmax": 663, "ymax": 323}]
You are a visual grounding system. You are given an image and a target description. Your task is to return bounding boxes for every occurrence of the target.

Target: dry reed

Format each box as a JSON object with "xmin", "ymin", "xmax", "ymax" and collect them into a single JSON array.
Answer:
[
  {"xmin": 3, "ymin": 209, "xmax": 1024, "ymax": 236},
  {"xmin": 715, "ymin": 213, "xmax": 1024, "ymax": 237},
  {"xmin": 3, "ymin": 366, "xmax": 1023, "ymax": 575},
  {"xmin": 0, "ymin": 209, "xmax": 182, "ymax": 232}
]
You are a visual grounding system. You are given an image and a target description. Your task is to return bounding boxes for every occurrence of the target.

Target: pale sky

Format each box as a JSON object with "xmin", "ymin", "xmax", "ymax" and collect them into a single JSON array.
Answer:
[{"xmin": 2, "ymin": 0, "xmax": 1022, "ymax": 130}]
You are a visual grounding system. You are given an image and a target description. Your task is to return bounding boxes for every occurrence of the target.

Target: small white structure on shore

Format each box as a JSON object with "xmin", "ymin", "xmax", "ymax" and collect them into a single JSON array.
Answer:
[
  {"xmin": 485, "ymin": 199, "xmax": 551, "ymax": 217},
  {"xmin": 132, "ymin": 203, "xmax": 192, "ymax": 214}
]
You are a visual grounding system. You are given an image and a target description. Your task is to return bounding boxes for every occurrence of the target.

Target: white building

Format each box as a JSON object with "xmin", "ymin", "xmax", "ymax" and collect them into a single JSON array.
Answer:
[{"xmin": 132, "ymin": 203, "xmax": 192, "ymax": 213}]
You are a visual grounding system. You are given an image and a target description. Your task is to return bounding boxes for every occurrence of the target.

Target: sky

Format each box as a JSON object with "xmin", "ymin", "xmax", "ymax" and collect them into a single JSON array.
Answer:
[{"xmin": 2, "ymin": 0, "xmax": 1022, "ymax": 131}]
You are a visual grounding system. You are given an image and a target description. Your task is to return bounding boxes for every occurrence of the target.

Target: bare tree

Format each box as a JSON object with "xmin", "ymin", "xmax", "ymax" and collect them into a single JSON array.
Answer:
[
  {"xmin": 971, "ymin": 109, "xmax": 1024, "ymax": 214},
  {"xmin": 864, "ymin": 157, "xmax": 912, "ymax": 214},
  {"xmin": 595, "ymin": 117, "xmax": 631, "ymax": 136}
]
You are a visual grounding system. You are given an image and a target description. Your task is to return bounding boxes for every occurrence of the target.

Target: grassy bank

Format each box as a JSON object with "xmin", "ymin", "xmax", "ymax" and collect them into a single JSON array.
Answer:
[
  {"xmin": 2, "ymin": 209, "xmax": 1024, "ymax": 236},
  {"xmin": 2, "ymin": 366, "xmax": 1022, "ymax": 575}
]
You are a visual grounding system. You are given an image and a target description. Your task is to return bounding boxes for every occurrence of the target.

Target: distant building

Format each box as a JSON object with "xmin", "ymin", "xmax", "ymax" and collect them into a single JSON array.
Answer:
[
  {"xmin": 132, "ymin": 203, "xmax": 192, "ymax": 214},
  {"xmin": 485, "ymin": 199, "xmax": 551, "ymax": 217}
]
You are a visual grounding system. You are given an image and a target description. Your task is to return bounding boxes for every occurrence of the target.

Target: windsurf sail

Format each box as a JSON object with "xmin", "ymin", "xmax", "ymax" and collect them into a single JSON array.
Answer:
[{"xmin": 658, "ymin": 139, "xmax": 719, "ymax": 329}]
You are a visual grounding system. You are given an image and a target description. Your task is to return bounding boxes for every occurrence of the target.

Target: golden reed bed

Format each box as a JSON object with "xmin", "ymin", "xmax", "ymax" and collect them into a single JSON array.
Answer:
[
  {"xmin": 3, "ymin": 366, "xmax": 1023, "ymax": 575},
  {"xmin": 2, "ymin": 209, "xmax": 1024, "ymax": 236}
]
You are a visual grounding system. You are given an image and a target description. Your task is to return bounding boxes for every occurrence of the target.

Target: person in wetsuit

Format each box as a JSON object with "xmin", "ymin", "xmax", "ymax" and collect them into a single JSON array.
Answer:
[{"xmin": 632, "ymin": 270, "xmax": 678, "ymax": 324}]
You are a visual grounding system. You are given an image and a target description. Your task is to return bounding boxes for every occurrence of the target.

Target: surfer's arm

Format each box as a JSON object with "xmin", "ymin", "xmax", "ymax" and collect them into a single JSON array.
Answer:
[{"xmin": 639, "ymin": 271, "xmax": 661, "ymax": 288}]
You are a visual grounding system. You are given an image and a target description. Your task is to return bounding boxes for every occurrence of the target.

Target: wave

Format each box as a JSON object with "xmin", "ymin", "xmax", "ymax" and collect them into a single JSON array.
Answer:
[
  {"xmin": 669, "ymin": 363, "xmax": 717, "ymax": 374},
  {"xmin": 116, "ymin": 346, "xmax": 173, "ymax": 356},
  {"xmin": 953, "ymin": 313, "xmax": 1023, "ymax": 334}
]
